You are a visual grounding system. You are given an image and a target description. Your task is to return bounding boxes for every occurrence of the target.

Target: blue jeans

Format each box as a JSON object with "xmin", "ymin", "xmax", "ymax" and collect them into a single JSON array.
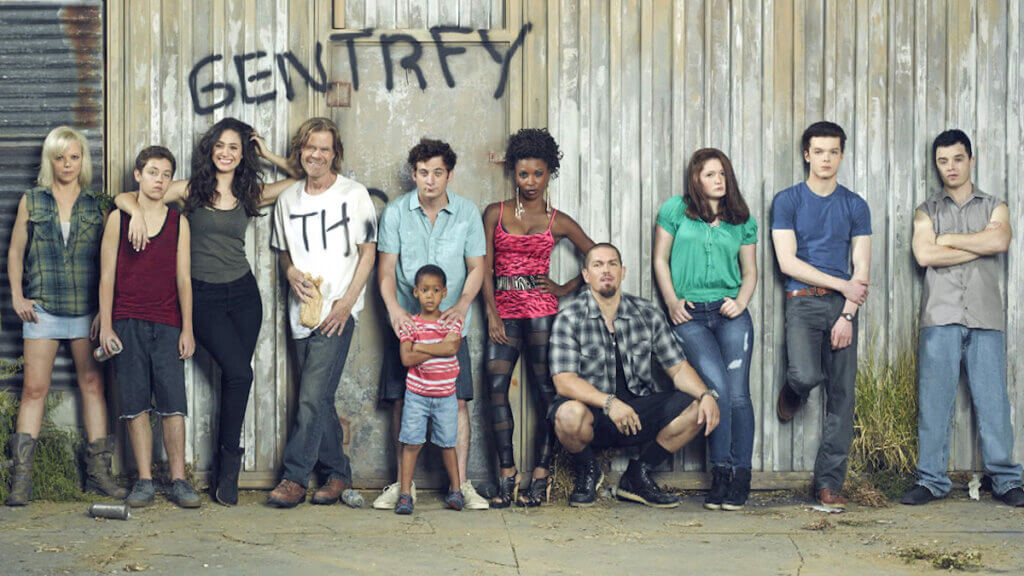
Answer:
[
  {"xmin": 281, "ymin": 318, "xmax": 355, "ymax": 486},
  {"xmin": 671, "ymin": 300, "xmax": 755, "ymax": 469},
  {"xmin": 915, "ymin": 326, "xmax": 1022, "ymax": 497}
]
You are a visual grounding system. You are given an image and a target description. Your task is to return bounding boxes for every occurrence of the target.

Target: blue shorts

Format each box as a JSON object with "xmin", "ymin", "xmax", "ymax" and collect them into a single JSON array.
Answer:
[
  {"xmin": 22, "ymin": 304, "xmax": 91, "ymax": 340},
  {"xmin": 112, "ymin": 318, "xmax": 187, "ymax": 420},
  {"xmin": 399, "ymin": 389, "xmax": 458, "ymax": 448}
]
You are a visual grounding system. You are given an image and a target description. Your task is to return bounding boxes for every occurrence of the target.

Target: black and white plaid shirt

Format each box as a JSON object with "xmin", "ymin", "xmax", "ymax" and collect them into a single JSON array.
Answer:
[{"xmin": 549, "ymin": 290, "xmax": 687, "ymax": 398}]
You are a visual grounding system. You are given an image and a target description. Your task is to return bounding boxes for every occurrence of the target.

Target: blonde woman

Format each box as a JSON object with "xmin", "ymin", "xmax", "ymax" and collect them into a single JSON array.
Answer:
[{"xmin": 6, "ymin": 126, "xmax": 125, "ymax": 505}]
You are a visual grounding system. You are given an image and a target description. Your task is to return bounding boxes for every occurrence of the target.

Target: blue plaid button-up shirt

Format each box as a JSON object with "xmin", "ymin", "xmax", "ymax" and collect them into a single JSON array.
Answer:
[{"xmin": 549, "ymin": 289, "xmax": 687, "ymax": 398}]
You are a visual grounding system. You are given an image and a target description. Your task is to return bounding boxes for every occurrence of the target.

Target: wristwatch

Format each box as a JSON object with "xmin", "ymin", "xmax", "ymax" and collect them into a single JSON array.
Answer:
[
  {"xmin": 699, "ymin": 389, "xmax": 719, "ymax": 403},
  {"xmin": 840, "ymin": 312, "xmax": 855, "ymax": 323}
]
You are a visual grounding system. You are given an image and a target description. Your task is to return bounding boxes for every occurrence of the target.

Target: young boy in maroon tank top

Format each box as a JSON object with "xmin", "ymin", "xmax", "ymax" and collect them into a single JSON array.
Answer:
[{"xmin": 98, "ymin": 146, "xmax": 198, "ymax": 509}]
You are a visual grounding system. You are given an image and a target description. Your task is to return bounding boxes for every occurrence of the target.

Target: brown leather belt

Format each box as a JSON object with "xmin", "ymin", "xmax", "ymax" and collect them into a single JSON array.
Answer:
[{"xmin": 786, "ymin": 287, "xmax": 834, "ymax": 298}]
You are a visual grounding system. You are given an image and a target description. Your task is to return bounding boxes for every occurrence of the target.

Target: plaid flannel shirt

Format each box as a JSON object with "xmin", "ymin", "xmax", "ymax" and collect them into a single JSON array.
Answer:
[
  {"xmin": 23, "ymin": 187, "xmax": 104, "ymax": 316},
  {"xmin": 549, "ymin": 290, "xmax": 686, "ymax": 398}
]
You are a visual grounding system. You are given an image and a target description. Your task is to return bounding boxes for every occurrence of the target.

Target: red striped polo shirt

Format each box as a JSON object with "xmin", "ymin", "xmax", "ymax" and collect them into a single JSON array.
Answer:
[{"xmin": 400, "ymin": 316, "xmax": 462, "ymax": 397}]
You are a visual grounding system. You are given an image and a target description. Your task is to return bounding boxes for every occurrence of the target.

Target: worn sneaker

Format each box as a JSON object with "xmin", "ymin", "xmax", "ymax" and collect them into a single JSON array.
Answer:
[
  {"xmin": 704, "ymin": 465, "xmax": 731, "ymax": 510},
  {"xmin": 995, "ymin": 486, "xmax": 1024, "ymax": 507},
  {"xmin": 461, "ymin": 481, "xmax": 490, "ymax": 510},
  {"xmin": 169, "ymin": 479, "xmax": 202, "ymax": 509},
  {"xmin": 900, "ymin": 485, "xmax": 940, "ymax": 506},
  {"xmin": 394, "ymin": 493, "xmax": 414, "ymax": 515},
  {"xmin": 445, "ymin": 489, "xmax": 465, "ymax": 511},
  {"xmin": 616, "ymin": 459, "xmax": 679, "ymax": 508},
  {"xmin": 373, "ymin": 481, "xmax": 416, "ymax": 509},
  {"xmin": 126, "ymin": 479, "xmax": 155, "ymax": 508},
  {"xmin": 817, "ymin": 488, "xmax": 847, "ymax": 510}
]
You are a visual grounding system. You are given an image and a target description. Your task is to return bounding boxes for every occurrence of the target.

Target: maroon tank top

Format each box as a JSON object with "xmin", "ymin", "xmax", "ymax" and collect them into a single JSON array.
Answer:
[
  {"xmin": 113, "ymin": 209, "xmax": 182, "ymax": 328},
  {"xmin": 493, "ymin": 202, "xmax": 559, "ymax": 319}
]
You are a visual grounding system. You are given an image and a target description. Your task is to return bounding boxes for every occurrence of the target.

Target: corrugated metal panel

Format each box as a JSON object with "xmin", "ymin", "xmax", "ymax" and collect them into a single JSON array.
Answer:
[
  {"xmin": 0, "ymin": 1, "xmax": 104, "ymax": 389},
  {"xmin": 545, "ymin": 0, "xmax": 1024, "ymax": 479}
]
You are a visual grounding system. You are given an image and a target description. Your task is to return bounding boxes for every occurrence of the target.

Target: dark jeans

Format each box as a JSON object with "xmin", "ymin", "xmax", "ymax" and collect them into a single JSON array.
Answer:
[
  {"xmin": 671, "ymin": 300, "xmax": 754, "ymax": 469},
  {"xmin": 281, "ymin": 318, "xmax": 355, "ymax": 485},
  {"xmin": 784, "ymin": 293, "xmax": 858, "ymax": 492},
  {"xmin": 193, "ymin": 273, "xmax": 263, "ymax": 454}
]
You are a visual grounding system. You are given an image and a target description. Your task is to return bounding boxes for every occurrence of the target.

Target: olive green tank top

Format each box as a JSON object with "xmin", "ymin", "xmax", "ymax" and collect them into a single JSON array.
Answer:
[{"xmin": 187, "ymin": 202, "xmax": 251, "ymax": 283}]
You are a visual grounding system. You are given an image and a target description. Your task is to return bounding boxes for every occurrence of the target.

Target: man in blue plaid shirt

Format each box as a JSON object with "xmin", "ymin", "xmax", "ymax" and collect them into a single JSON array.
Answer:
[{"xmin": 550, "ymin": 243, "xmax": 720, "ymax": 508}]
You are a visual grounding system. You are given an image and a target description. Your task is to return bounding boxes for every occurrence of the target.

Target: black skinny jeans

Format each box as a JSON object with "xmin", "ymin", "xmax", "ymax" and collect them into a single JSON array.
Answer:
[
  {"xmin": 486, "ymin": 315, "xmax": 556, "ymax": 470},
  {"xmin": 192, "ymin": 272, "xmax": 263, "ymax": 454}
]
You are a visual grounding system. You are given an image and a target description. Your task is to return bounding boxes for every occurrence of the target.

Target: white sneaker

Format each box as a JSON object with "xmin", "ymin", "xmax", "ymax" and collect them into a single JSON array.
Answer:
[
  {"xmin": 372, "ymin": 481, "xmax": 417, "ymax": 509},
  {"xmin": 461, "ymin": 481, "xmax": 490, "ymax": 510}
]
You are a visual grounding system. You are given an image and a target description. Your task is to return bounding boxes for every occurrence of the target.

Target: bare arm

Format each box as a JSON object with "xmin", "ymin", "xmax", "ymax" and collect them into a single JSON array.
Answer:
[
  {"xmin": 113, "ymin": 183, "xmax": 187, "ymax": 251},
  {"xmin": 552, "ymin": 372, "xmax": 616, "ymax": 408},
  {"xmin": 653, "ymin": 224, "xmax": 693, "ymax": 324},
  {"xmin": 721, "ymin": 243, "xmax": 758, "ymax": 319},
  {"xmin": 842, "ymin": 235, "xmax": 871, "ymax": 316},
  {"xmin": 378, "ymin": 251, "xmax": 412, "ymax": 336},
  {"xmin": 412, "ymin": 331, "xmax": 461, "ymax": 358},
  {"xmin": 937, "ymin": 203, "xmax": 1012, "ymax": 255},
  {"xmin": 253, "ymin": 134, "xmax": 299, "ymax": 207},
  {"xmin": 400, "ymin": 340, "xmax": 432, "ymax": 367},
  {"xmin": 911, "ymin": 209, "xmax": 978, "ymax": 268},
  {"xmin": 97, "ymin": 212, "xmax": 122, "ymax": 355},
  {"xmin": 277, "ymin": 249, "xmax": 315, "ymax": 302},
  {"xmin": 439, "ymin": 255, "xmax": 484, "ymax": 326},
  {"xmin": 665, "ymin": 359, "xmax": 720, "ymax": 435},
  {"xmin": 8, "ymin": 196, "xmax": 38, "ymax": 323},
  {"xmin": 176, "ymin": 216, "xmax": 195, "ymax": 359},
  {"xmin": 772, "ymin": 229, "xmax": 868, "ymax": 304},
  {"xmin": 545, "ymin": 212, "xmax": 596, "ymax": 296},
  {"xmin": 481, "ymin": 203, "xmax": 508, "ymax": 345}
]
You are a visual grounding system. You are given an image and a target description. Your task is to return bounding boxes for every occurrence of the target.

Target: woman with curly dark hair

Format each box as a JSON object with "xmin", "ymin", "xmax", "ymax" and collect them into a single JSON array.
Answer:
[
  {"xmin": 482, "ymin": 128, "xmax": 594, "ymax": 507},
  {"xmin": 114, "ymin": 117, "xmax": 296, "ymax": 506}
]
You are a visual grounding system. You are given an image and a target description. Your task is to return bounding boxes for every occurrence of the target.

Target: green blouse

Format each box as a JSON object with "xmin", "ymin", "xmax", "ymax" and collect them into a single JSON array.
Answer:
[{"xmin": 656, "ymin": 195, "xmax": 757, "ymax": 303}]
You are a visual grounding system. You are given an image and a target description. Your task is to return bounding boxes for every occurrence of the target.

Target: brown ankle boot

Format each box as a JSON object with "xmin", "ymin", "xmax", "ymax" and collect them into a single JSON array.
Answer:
[
  {"xmin": 84, "ymin": 436, "xmax": 128, "ymax": 499},
  {"xmin": 267, "ymin": 479, "xmax": 306, "ymax": 508},
  {"xmin": 311, "ymin": 477, "xmax": 350, "ymax": 505},
  {"xmin": 6, "ymin": 433, "xmax": 37, "ymax": 506}
]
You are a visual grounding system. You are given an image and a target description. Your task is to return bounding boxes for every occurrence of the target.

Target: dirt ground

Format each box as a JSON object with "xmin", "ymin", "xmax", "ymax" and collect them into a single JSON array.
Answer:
[{"xmin": 0, "ymin": 487, "xmax": 1021, "ymax": 576}]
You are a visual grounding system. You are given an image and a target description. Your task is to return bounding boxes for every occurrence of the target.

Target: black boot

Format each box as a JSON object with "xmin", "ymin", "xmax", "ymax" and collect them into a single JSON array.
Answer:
[
  {"xmin": 5, "ymin": 433, "xmax": 37, "ymax": 506},
  {"xmin": 84, "ymin": 436, "xmax": 128, "ymax": 499},
  {"xmin": 616, "ymin": 459, "xmax": 679, "ymax": 508},
  {"xmin": 704, "ymin": 465, "xmax": 732, "ymax": 510},
  {"xmin": 722, "ymin": 467, "xmax": 751, "ymax": 511},
  {"xmin": 214, "ymin": 445, "xmax": 244, "ymax": 506},
  {"xmin": 568, "ymin": 456, "xmax": 603, "ymax": 508}
]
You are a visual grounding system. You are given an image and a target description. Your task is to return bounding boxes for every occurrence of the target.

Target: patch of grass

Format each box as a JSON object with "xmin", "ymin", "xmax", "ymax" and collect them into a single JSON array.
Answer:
[
  {"xmin": 2, "ymin": 368, "xmax": 90, "ymax": 502},
  {"xmin": 849, "ymin": 340, "xmax": 919, "ymax": 500},
  {"xmin": 897, "ymin": 546, "xmax": 982, "ymax": 570},
  {"xmin": 550, "ymin": 447, "xmax": 615, "ymax": 503}
]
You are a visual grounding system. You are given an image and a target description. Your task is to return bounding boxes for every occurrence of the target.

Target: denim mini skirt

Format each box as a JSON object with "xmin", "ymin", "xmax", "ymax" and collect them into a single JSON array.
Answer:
[{"xmin": 22, "ymin": 304, "xmax": 91, "ymax": 340}]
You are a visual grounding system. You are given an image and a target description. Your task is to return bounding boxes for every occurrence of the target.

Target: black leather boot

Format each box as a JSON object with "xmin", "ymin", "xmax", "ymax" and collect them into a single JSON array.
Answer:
[
  {"xmin": 214, "ymin": 445, "xmax": 244, "ymax": 506},
  {"xmin": 704, "ymin": 465, "xmax": 732, "ymax": 510},
  {"xmin": 616, "ymin": 459, "xmax": 679, "ymax": 508},
  {"xmin": 568, "ymin": 457, "xmax": 603, "ymax": 508}
]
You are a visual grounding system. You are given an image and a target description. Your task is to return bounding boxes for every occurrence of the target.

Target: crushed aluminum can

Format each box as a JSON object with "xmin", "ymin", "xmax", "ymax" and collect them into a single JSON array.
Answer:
[{"xmin": 89, "ymin": 502, "xmax": 131, "ymax": 520}]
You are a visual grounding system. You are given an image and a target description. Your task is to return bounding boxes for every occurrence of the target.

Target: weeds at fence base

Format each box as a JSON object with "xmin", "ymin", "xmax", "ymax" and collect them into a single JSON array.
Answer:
[{"xmin": 896, "ymin": 546, "xmax": 982, "ymax": 570}]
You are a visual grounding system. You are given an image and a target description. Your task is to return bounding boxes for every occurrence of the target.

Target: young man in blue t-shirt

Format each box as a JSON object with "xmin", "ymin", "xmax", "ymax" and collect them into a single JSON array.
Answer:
[{"xmin": 771, "ymin": 121, "xmax": 872, "ymax": 510}]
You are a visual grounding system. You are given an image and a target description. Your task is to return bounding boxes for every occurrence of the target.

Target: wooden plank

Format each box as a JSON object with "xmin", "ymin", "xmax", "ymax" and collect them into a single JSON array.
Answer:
[
  {"xmin": 438, "ymin": 0, "xmax": 458, "ymax": 26},
  {"xmin": 1007, "ymin": 0, "xmax": 1024, "ymax": 467},
  {"xmin": 408, "ymin": 0, "xmax": 426, "ymax": 29},
  {"xmin": 948, "ymin": 0, "xmax": 979, "ymax": 472},
  {"xmin": 346, "ymin": 0, "xmax": 365, "ymax": 28},
  {"xmin": 739, "ymin": 0, "xmax": 764, "ymax": 471},
  {"xmin": 706, "ymin": 0, "xmax": 729, "ymax": 153}
]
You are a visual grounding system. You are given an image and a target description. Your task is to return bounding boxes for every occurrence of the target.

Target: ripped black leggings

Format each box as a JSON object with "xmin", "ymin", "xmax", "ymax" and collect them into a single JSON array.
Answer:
[{"xmin": 486, "ymin": 315, "xmax": 557, "ymax": 471}]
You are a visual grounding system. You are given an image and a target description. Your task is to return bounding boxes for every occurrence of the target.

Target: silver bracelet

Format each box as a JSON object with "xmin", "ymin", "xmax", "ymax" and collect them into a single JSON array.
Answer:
[{"xmin": 602, "ymin": 394, "xmax": 615, "ymax": 416}]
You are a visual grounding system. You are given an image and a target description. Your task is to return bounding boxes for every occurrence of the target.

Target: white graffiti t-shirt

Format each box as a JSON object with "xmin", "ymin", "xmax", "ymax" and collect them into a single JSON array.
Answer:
[{"xmin": 271, "ymin": 174, "xmax": 378, "ymax": 339}]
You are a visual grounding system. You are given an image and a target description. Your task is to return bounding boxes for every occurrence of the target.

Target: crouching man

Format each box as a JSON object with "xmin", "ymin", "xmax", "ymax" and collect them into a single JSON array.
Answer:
[{"xmin": 549, "ymin": 243, "xmax": 720, "ymax": 508}]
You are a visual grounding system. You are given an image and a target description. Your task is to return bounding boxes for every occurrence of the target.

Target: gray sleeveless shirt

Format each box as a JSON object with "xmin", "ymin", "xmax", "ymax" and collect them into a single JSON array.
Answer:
[{"xmin": 187, "ymin": 202, "xmax": 251, "ymax": 283}]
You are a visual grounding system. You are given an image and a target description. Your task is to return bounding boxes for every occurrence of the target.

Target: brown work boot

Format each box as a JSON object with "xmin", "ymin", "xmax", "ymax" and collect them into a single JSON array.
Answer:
[
  {"xmin": 267, "ymin": 479, "xmax": 306, "ymax": 508},
  {"xmin": 5, "ymin": 433, "xmax": 37, "ymax": 506},
  {"xmin": 776, "ymin": 384, "xmax": 802, "ymax": 422},
  {"xmin": 311, "ymin": 477, "xmax": 350, "ymax": 505},
  {"xmin": 84, "ymin": 436, "xmax": 128, "ymax": 499},
  {"xmin": 817, "ymin": 488, "xmax": 847, "ymax": 509}
]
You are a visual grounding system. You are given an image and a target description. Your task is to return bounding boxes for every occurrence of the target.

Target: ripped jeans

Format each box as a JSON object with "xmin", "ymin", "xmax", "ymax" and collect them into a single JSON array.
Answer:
[{"xmin": 671, "ymin": 301, "xmax": 754, "ymax": 469}]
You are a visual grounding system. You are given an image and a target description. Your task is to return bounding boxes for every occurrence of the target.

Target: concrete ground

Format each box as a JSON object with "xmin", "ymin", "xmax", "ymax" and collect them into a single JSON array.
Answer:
[{"xmin": 0, "ymin": 487, "xmax": 1021, "ymax": 575}]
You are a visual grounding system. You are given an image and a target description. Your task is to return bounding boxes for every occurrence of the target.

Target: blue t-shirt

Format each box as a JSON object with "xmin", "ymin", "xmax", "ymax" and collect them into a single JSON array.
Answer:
[
  {"xmin": 770, "ymin": 182, "xmax": 871, "ymax": 292},
  {"xmin": 377, "ymin": 190, "xmax": 486, "ymax": 336}
]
